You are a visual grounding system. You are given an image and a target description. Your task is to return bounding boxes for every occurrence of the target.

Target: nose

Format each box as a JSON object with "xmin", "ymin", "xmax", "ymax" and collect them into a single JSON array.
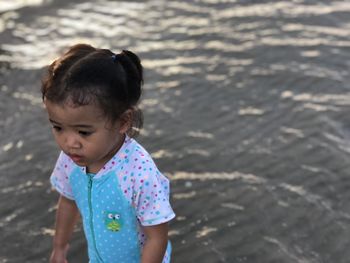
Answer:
[{"xmin": 65, "ymin": 133, "xmax": 82, "ymax": 149}]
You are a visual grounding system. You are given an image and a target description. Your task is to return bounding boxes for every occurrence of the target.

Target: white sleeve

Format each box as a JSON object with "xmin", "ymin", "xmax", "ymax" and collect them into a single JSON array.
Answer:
[
  {"xmin": 134, "ymin": 161, "xmax": 175, "ymax": 226},
  {"xmin": 50, "ymin": 151, "xmax": 75, "ymax": 200}
]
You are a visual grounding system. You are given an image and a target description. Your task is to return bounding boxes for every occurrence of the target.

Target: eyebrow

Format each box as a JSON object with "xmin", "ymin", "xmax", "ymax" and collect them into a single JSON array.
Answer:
[{"xmin": 49, "ymin": 119, "xmax": 94, "ymax": 128}]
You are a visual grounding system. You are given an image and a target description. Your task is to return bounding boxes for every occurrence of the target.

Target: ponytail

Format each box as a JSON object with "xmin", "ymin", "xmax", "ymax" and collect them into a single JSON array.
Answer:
[
  {"xmin": 114, "ymin": 50, "xmax": 143, "ymax": 137},
  {"xmin": 113, "ymin": 50, "xmax": 143, "ymax": 105}
]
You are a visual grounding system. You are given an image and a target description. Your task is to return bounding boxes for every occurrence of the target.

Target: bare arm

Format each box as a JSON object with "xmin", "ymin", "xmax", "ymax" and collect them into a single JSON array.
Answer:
[
  {"xmin": 141, "ymin": 223, "xmax": 169, "ymax": 263},
  {"xmin": 50, "ymin": 195, "xmax": 80, "ymax": 263}
]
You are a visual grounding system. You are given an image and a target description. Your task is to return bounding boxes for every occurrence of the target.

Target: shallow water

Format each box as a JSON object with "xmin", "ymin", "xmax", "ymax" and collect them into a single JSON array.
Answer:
[{"xmin": 1, "ymin": 0, "xmax": 350, "ymax": 262}]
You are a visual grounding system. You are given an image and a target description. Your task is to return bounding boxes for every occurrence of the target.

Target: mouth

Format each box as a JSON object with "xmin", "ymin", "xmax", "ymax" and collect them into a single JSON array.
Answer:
[{"xmin": 68, "ymin": 154, "xmax": 83, "ymax": 162}]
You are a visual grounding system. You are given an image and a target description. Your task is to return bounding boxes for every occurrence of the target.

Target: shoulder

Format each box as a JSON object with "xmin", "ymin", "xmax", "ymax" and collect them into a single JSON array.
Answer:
[
  {"xmin": 115, "ymin": 139, "xmax": 175, "ymax": 225},
  {"xmin": 125, "ymin": 139, "xmax": 170, "ymax": 194},
  {"xmin": 116, "ymin": 138, "xmax": 169, "ymax": 193},
  {"xmin": 50, "ymin": 151, "xmax": 77, "ymax": 200},
  {"xmin": 56, "ymin": 151, "xmax": 76, "ymax": 172},
  {"xmin": 120, "ymin": 137, "xmax": 156, "ymax": 166},
  {"xmin": 54, "ymin": 151, "xmax": 77, "ymax": 175},
  {"xmin": 125, "ymin": 138, "xmax": 161, "ymax": 177}
]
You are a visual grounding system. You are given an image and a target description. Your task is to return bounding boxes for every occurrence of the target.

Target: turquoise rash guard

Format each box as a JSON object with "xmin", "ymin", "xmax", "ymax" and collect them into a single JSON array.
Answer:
[
  {"xmin": 70, "ymin": 168, "xmax": 140, "ymax": 262},
  {"xmin": 50, "ymin": 137, "xmax": 175, "ymax": 263}
]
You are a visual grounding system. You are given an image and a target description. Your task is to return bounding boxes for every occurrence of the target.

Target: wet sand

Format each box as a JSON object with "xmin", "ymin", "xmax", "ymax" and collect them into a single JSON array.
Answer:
[{"xmin": 1, "ymin": 0, "xmax": 350, "ymax": 262}]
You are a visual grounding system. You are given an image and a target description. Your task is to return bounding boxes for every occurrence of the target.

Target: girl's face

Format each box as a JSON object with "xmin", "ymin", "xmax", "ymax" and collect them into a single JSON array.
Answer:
[{"xmin": 44, "ymin": 100, "xmax": 129, "ymax": 174}]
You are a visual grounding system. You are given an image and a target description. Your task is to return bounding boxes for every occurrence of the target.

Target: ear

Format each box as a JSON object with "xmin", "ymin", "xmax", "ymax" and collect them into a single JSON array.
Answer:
[{"xmin": 118, "ymin": 109, "xmax": 133, "ymax": 134}]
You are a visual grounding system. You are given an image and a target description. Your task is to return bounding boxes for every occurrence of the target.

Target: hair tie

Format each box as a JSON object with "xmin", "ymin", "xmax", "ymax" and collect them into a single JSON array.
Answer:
[{"xmin": 111, "ymin": 54, "xmax": 117, "ymax": 62}]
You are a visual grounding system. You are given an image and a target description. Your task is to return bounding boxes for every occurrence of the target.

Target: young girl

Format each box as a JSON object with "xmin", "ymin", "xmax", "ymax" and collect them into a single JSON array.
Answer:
[{"xmin": 42, "ymin": 44, "xmax": 175, "ymax": 263}]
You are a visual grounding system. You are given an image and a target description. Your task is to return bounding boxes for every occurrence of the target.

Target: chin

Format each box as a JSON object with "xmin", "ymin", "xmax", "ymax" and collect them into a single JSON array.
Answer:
[{"xmin": 73, "ymin": 159, "xmax": 86, "ymax": 167}]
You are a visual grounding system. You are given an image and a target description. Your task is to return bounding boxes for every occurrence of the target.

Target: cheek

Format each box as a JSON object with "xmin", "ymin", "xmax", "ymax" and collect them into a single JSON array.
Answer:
[
  {"xmin": 51, "ymin": 131, "xmax": 67, "ymax": 147},
  {"xmin": 97, "ymin": 133, "xmax": 120, "ymax": 150},
  {"xmin": 83, "ymin": 138, "xmax": 102, "ymax": 152},
  {"xmin": 51, "ymin": 131, "xmax": 59, "ymax": 141},
  {"xmin": 53, "ymin": 134, "xmax": 64, "ymax": 147}
]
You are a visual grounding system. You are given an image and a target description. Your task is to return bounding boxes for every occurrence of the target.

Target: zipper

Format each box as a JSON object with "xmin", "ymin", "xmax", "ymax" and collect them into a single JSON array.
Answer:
[{"xmin": 88, "ymin": 175, "xmax": 104, "ymax": 262}]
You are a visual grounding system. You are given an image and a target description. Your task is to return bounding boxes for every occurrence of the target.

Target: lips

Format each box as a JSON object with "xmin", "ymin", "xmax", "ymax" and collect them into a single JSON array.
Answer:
[{"xmin": 69, "ymin": 154, "xmax": 83, "ymax": 162}]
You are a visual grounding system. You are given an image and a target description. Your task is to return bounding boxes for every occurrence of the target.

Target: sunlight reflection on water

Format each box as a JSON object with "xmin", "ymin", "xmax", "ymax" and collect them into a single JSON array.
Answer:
[
  {"xmin": 2, "ymin": 0, "xmax": 350, "ymax": 262},
  {"xmin": 0, "ymin": 0, "xmax": 46, "ymax": 13}
]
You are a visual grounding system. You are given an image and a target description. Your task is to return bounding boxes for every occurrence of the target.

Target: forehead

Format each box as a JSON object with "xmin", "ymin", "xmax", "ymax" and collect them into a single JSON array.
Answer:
[{"xmin": 45, "ymin": 100, "xmax": 106, "ymax": 125}]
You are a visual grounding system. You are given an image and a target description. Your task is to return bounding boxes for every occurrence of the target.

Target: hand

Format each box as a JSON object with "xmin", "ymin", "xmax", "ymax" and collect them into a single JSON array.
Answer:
[{"xmin": 50, "ymin": 244, "xmax": 69, "ymax": 263}]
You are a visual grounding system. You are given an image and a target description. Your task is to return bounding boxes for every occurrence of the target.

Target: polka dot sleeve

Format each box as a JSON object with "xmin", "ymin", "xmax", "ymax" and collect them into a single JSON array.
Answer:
[
  {"xmin": 131, "ymin": 153, "xmax": 175, "ymax": 226},
  {"xmin": 50, "ymin": 151, "xmax": 75, "ymax": 200}
]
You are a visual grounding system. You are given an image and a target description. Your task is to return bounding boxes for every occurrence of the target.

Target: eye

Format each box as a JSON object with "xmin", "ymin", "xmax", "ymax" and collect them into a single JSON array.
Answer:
[
  {"xmin": 114, "ymin": 214, "xmax": 120, "ymax": 219},
  {"xmin": 78, "ymin": 131, "xmax": 92, "ymax": 136},
  {"xmin": 52, "ymin": 126, "xmax": 62, "ymax": 132},
  {"xmin": 108, "ymin": 213, "xmax": 114, "ymax": 219}
]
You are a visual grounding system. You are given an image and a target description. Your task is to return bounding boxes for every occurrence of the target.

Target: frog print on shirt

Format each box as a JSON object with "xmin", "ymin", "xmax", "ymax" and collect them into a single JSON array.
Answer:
[{"xmin": 105, "ymin": 211, "xmax": 122, "ymax": 232}]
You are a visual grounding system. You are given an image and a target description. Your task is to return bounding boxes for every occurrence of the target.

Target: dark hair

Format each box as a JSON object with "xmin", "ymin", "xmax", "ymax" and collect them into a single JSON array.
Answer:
[{"xmin": 41, "ymin": 43, "xmax": 143, "ymax": 137}]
